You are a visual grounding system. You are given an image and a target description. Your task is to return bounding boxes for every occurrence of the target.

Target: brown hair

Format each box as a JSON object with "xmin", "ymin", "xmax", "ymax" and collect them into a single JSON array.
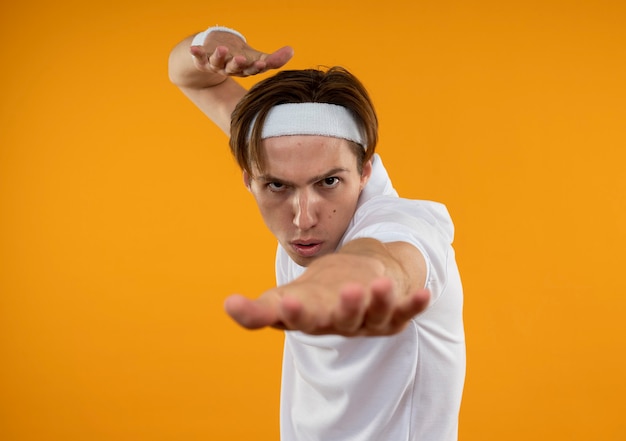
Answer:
[{"xmin": 229, "ymin": 66, "xmax": 378, "ymax": 175}]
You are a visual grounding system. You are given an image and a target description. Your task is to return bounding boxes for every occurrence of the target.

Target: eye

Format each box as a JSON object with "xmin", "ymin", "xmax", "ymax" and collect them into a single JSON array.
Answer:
[
  {"xmin": 319, "ymin": 177, "xmax": 340, "ymax": 188},
  {"xmin": 267, "ymin": 182, "xmax": 286, "ymax": 192}
]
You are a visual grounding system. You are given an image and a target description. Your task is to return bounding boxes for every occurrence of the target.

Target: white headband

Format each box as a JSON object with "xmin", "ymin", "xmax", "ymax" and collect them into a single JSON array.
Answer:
[{"xmin": 254, "ymin": 103, "xmax": 366, "ymax": 148}]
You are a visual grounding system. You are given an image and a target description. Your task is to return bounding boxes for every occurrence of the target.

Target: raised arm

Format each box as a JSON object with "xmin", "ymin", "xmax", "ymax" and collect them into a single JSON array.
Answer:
[{"xmin": 168, "ymin": 27, "xmax": 294, "ymax": 134}]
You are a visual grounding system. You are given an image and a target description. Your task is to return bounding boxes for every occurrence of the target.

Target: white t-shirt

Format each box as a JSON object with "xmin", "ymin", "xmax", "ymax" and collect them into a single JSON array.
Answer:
[{"xmin": 276, "ymin": 154, "xmax": 466, "ymax": 441}]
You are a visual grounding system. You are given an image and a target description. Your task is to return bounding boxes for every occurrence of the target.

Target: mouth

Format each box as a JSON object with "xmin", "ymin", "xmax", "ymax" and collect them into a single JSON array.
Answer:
[{"xmin": 290, "ymin": 240, "xmax": 323, "ymax": 258}]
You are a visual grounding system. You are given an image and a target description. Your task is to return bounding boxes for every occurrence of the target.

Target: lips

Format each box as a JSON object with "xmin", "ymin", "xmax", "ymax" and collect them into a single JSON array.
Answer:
[{"xmin": 291, "ymin": 240, "xmax": 323, "ymax": 258}]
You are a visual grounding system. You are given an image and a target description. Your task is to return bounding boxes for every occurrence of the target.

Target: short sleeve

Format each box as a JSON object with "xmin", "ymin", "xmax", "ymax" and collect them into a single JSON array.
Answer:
[{"xmin": 340, "ymin": 196, "xmax": 455, "ymax": 304}]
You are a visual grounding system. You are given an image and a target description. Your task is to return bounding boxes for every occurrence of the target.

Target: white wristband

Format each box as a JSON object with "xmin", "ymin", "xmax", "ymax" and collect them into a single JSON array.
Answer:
[{"xmin": 191, "ymin": 25, "xmax": 247, "ymax": 46}]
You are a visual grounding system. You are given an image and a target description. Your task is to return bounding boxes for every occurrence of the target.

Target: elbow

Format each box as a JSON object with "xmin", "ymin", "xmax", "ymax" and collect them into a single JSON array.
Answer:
[{"xmin": 167, "ymin": 51, "xmax": 183, "ymax": 87}]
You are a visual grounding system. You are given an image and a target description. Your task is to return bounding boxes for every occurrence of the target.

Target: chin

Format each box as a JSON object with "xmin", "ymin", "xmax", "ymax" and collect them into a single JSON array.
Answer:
[
  {"xmin": 288, "ymin": 249, "xmax": 330, "ymax": 268},
  {"xmin": 290, "ymin": 254, "xmax": 314, "ymax": 268}
]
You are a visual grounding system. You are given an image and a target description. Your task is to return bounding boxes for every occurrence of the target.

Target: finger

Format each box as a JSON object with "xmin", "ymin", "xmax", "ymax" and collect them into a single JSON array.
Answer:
[
  {"xmin": 333, "ymin": 283, "xmax": 368, "ymax": 334},
  {"xmin": 189, "ymin": 44, "xmax": 206, "ymax": 57},
  {"xmin": 279, "ymin": 295, "xmax": 317, "ymax": 332},
  {"xmin": 224, "ymin": 54, "xmax": 254, "ymax": 75},
  {"xmin": 262, "ymin": 46, "xmax": 295, "ymax": 70},
  {"xmin": 389, "ymin": 288, "xmax": 430, "ymax": 330},
  {"xmin": 223, "ymin": 294, "xmax": 280, "ymax": 330},
  {"xmin": 190, "ymin": 45, "xmax": 229, "ymax": 73},
  {"xmin": 363, "ymin": 277, "xmax": 395, "ymax": 329},
  {"xmin": 241, "ymin": 60, "xmax": 266, "ymax": 76},
  {"xmin": 189, "ymin": 45, "xmax": 211, "ymax": 69},
  {"xmin": 207, "ymin": 46, "xmax": 232, "ymax": 72}
]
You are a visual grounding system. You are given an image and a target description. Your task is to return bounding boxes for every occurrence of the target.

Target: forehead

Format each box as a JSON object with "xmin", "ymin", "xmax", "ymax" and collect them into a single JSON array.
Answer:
[{"xmin": 255, "ymin": 135, "xmax": 359, "ymax": 178}]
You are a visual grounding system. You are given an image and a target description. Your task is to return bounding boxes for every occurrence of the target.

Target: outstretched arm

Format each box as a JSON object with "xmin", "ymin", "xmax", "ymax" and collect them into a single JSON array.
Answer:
[
  {"xmin": 224, "ymin": 238, "xmax": 430, "ymax": 337},
  {"xmin": 168, "ymin": 27, "xmax": 294, "ymax": 133}
]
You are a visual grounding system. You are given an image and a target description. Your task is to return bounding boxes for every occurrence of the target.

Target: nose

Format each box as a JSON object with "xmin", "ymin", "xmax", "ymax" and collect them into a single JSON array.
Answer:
[{"xmin": 292, "ymin": 190, "xmax": 318, "ymax": 230}]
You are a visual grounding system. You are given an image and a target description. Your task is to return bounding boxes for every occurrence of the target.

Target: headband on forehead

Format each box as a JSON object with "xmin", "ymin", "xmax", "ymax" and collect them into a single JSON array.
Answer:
[{"xmin": 254, "ymin": 103, "xmax": 366, "ymax": 148}]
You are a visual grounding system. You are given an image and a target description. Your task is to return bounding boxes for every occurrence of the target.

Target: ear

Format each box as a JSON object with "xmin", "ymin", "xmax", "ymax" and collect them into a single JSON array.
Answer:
[
  {"xmin": 242, "ymin": 170, "xmax": 252, "ymax": 191},
  {"xmin": 360, "ymin": 160, "xmax": 373, "ymax": 191}
]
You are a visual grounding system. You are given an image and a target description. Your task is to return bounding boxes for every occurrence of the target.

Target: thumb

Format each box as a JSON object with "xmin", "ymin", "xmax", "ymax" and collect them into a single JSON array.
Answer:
[{"xmin": 224, "ymin": 293, "xmax": 281, "ymax": 330}]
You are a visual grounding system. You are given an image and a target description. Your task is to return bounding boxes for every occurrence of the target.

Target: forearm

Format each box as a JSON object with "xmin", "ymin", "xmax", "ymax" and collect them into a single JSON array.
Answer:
[
  {"xmin": 339, "ymin": 239, "xmax": 408, "ymax": 291},
  {"xmin": 168, "ymin": 34, "xmax": 245, "ymax": 134},
  {"xmin": 168, "ymin": 35, "xmax": 228, "ymax": 89},
  {"xmin": 168, "ymin": 27, "xmax": 293, "ymax": 134},
  {"xmin": 224, "ymin": 238, "xmax": 429, "ymax": 335},
  {"xmin": 303, "ymin": 238, "xmax": 426, "ymax": 297}
]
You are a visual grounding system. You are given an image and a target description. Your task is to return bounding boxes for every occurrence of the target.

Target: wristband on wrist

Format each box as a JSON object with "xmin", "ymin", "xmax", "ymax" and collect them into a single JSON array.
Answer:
[{"xmin": 191, "ymin": 25, "xmax": 247, "ymax": 46}]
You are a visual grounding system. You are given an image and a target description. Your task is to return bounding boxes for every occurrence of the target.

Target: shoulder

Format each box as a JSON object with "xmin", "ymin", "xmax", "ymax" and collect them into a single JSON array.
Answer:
[
  {"xmin": 347, "ymin": 196, "xmax": 455, "ymax": 246},
  {"xmin": 357, "ymin": 154, "xmax": 454, "ymax": 244}
]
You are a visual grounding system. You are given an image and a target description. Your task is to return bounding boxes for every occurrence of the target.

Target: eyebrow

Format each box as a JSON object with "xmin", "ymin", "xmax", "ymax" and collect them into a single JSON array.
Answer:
[{"xmin": 256, "ymin": 167, "xmax": 350, "ymax": 186}]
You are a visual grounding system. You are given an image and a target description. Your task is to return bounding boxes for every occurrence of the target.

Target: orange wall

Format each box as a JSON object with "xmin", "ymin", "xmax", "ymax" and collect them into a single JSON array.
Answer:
[{"xmin": 1, "ymin": 1, "xmax": 625, "ymax": 440}]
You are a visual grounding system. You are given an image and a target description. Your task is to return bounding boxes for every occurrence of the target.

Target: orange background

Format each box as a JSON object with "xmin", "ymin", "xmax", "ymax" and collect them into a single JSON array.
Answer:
[{"xmin": 1, "ymin": 1, "xmax": 625, "ymax": 440}]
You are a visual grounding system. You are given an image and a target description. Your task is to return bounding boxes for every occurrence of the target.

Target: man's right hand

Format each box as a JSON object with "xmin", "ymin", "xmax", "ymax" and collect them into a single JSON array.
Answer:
[
  {"xmin": 189, "ymin": 30, "xmax": 294, "ymax": 78},
  {"xmin": 169, "ymin": 28, "xmax": 293, "ymax": 133}
]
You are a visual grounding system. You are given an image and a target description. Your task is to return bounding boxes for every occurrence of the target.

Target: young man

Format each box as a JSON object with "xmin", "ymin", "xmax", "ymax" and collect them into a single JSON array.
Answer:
[{"xmin": 169, "ymin": 26, "xmax": 465, "ymax": 441}]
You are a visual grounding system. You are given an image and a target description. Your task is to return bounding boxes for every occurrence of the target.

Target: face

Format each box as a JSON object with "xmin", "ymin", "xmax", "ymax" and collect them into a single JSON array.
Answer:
[{"xmin": 244, "ymin": 135, "xmax": 372, "ymax": 267}]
